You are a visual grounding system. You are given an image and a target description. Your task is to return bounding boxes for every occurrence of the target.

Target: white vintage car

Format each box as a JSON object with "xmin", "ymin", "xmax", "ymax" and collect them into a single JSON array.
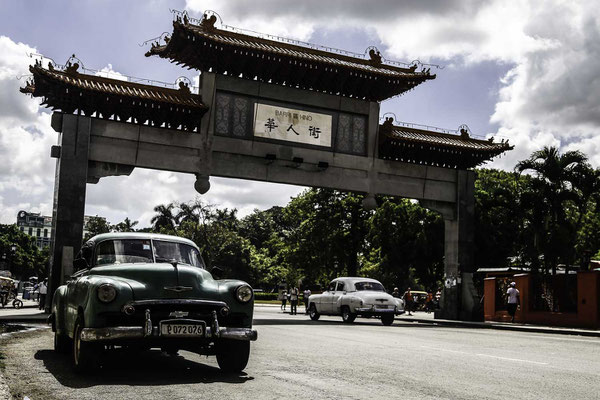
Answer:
[{"xmin": 307, "ymin": 277, "xmax": 404, "ymax": 326}]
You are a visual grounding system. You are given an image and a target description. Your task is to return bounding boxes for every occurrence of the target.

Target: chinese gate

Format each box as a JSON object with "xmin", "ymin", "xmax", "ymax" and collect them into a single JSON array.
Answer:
[{"xmin": 21, "ymin": 11, "xmax": 511, "ymax": 321}]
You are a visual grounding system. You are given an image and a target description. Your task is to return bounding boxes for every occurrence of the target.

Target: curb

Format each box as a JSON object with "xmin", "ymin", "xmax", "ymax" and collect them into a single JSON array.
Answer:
[{"xmin": 400, "ymin": 317, "xmax": 600, "ymax": 338}]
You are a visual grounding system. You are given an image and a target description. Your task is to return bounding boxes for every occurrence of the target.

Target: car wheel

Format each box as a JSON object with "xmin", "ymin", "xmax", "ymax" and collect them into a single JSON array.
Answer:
[
  {"xmin": 341, "ymin": 306, "xmax": 356, "ymax": 323},
  {"xmin": 309, "ymin": 304, "xmax": 320, "ymax": 321},
  {"xmin": 12, "ymin": 299, "xmax": 23, "ymax": 309},
  {"xmin": 381, "ymin": 314, "xmax": 394, "ymax": 326},
  {"xmin": 216, "ymin": 339, "xmax": 250, "ymax": 373},
  {"xmin": 54, "ymin": 330, "xmax": 71, "ymax": 353},
  {"xmin": 72, "ymin": 316, "xmax": 99, "ymax": 372}
]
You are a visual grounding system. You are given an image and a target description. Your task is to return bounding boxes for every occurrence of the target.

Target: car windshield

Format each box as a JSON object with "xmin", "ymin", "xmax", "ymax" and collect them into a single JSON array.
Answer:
[
  {"xmin": 354, "ymin": 281, "xmax": 385, "ymax": 292},
  {"xmin": 153, "ymin": 240, "xmax": 204, "ymax": 268},
  {"xmin": 94, "ymin": 239, "xmax": 204, "ymax": 268},
  {"xmin": 96, "ymin": 239, "xmax": 154, "ymax": 265}
]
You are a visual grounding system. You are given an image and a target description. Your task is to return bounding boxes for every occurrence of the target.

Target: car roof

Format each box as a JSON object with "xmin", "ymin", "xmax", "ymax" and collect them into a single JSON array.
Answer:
[
  {"xmin": 332, "ymin": 277, "xmax": 382, "ymax": 285},
  {"xmin": 88, "ymin": 232, "xmax": 198, "ymax": 249}
]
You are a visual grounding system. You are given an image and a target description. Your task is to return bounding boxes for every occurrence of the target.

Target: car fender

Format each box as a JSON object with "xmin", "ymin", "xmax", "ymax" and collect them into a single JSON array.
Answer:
[
  {"xmin": 308, "ymin": 293, "xmax": 324, "ymax": 312},
  {"xmin": 338, "ymin": 295, "xmax": 361, "ymax": 313},
  {"xmin": 51, "ymin": 285, "xmax": 68, "ymax": 334}
]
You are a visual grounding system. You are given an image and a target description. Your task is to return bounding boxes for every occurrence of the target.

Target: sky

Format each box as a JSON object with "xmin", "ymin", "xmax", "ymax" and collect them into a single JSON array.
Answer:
[{"xmin": 1, "ymin": 0, "xmax": 599, "ymax": 227}]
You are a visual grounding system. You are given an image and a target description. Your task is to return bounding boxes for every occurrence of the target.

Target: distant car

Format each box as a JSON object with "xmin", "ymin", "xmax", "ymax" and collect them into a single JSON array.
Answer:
[
  {"xmin": 307, "ymin": 277, "xmax": 404, "ymax": 326},
  {"xmin": 49, "ymin": 232, "xmax": 257, "ymax": 372}
]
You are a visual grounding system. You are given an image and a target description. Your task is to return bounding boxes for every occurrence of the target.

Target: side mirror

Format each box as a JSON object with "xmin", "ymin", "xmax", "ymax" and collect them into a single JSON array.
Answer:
[
  {"xmin": 211, "ymin": 266, "xmax": 224, "ymax": 280},
  {"xmin": 73, "ymin": 258, "xmax": 89, "ymax": 271}
]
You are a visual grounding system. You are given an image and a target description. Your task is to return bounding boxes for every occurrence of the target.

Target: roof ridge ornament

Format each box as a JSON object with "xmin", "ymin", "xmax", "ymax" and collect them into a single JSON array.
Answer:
[
  {"xmin": 367, "ymin": 46, "xmax": 383, "ymax": 66},
  {"xmin": 201, "ymin": 13, "xmax": 218, "ymax": 30}
]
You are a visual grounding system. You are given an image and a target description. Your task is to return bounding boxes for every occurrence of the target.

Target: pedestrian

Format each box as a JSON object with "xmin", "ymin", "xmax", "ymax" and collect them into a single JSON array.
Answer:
[
  {"xmin": 38, "ymin": 278, "xmax": 48, "ymax": 310},
  {"xmin": 289, "ymin": 286, "xmax": 299, "ymax": 315},
  {"xmin": 278, "ymin": 289, "xmax": 287, "ymax": 311},
  {"xmin": 435, "ymin": 288, "xmax": 442, "ymax": 309},
  {"xmin": 425, "ymin": 290, "xmax": 434, "ymax": 313},
  {"xmin": 403, "ymin": 287, "xmax": 414, "ymax": 316},
  {"xmin": 506, "ymin": 281, "xmax": 520, "ymax": 323},
  {"xmin": 303, "ymin": 288, "xmax": 311, "ymax": 314},
  {"xmin": 392, "ymin": 287, "xmax": 400, "ymax": 298}
]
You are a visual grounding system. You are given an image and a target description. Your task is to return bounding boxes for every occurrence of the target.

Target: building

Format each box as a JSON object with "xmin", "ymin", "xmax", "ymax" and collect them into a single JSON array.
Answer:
[{"xmin": 16, "ymin": 210, "xmax": 105, "ymax": 249}]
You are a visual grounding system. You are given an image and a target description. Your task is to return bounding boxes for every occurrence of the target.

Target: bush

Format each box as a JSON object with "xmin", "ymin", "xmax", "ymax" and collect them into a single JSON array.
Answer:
[{"xmin": 254, "ymin": 292, "xmax": 279, "ymax": 301}]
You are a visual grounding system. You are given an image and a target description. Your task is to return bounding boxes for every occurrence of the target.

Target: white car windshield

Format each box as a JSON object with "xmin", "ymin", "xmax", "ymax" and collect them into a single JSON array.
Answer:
[
  {"xmin": 354, "ymin": 282, "xmax": 385, "ymax": 291},
  {"xmin": 95, "ymin": 239, "xmax": 204, "ymax": 268}
]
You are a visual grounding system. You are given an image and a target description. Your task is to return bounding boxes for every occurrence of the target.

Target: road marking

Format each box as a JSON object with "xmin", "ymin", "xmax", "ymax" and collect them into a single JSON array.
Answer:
[
  {"xmin": 475, "ymin": 353, "xmax": 549, "ymax": 365},
  {"xmin": 420, "ymin": 346, "xmax": 549, "ymax": 366}
]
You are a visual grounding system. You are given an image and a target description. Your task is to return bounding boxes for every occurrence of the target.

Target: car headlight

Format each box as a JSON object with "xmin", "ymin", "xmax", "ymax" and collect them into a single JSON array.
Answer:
[
  {"xmin": 235, "ymin": 285, "xmax": 253, "ymax": 303},
  {"xmin": 97, "ymin": 284, "xmax": 117, "ymax": 303}
]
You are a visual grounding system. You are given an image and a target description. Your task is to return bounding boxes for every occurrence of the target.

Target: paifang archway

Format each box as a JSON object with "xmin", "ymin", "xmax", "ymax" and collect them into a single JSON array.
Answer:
[{"xmin": 21, "ymin": 11, "xmax": 511, "ymax": 321}]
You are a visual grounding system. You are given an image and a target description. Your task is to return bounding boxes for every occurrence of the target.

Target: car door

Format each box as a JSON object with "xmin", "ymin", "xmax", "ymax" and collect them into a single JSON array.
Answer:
[
  {"xmin": 330, "ymin": 281, "xmax": 346, "ymax": 314},
  {"xmin": 319, "ymin": 281, "xmax": 337, "ymax": 314}
]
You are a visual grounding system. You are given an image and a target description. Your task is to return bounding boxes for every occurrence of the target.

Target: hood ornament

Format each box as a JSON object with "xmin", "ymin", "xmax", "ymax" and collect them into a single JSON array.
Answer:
[{"xmin": 164, "ymin": 286, "xmax": 193, "ymax": 293}]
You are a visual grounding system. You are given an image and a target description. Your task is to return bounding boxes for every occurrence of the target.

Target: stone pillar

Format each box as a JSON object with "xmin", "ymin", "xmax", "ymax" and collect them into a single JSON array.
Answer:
[
  {"xmin": 46, "ymin": 113, "xmax": 90, "ymax": 311},
  {"xmin": 422, "ymin": 169, "xmax": 476, "ymax": 321}
]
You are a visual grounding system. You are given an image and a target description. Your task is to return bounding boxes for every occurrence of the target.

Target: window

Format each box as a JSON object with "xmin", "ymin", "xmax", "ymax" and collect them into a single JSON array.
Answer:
[
  {"xmin": 95, "ymin": 239, "xmax": 153, "ymax": 265},
  {"xmin": 37, "ymin": 228, "xmax": 41, "ymax": 237},
  {"xmin": 28, "ymin": 227, "xmax": 32, "ymax": 235},
  {"xmin": 20, "ymin": 227, "xmax": 24, "ymax": 232},
  {"xmin": 44, "ymin": 229, "xmax": 48, "ymax": 238},
  {"xmin": 336, "ymin": 281, "xmax": 345, "ymax": 292},
  {"xmin": 153, "ymin": 240, "xmax": 204, "ymax": 268},
  {"xmin": 354, "ymin": 282, "xmax": 385, "ymax": 292},
  {"xmin": 328, "ymin": 282, "xmax": 337, "ymax": 292}
]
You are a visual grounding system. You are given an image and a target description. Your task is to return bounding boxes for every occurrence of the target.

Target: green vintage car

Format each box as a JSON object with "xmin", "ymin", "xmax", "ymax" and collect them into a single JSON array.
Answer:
[{"xmin": 49, "ymin": 232, "xmax": 257, "ymax": 372}]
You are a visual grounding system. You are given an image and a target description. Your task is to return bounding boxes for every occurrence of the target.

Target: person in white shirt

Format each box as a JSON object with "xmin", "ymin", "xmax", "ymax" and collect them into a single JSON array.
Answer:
[
  {"xmin": 506, "ymin": 282, "xmax": 520, "ymax": 322},
  {"xmin": 38, "ymin": 279, "xmax": 48, "ymax": 310}
]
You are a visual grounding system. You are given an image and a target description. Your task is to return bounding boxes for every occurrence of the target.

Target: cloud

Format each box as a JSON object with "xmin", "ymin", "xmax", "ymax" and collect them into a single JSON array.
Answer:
[
  {"xmin": 186, "ymin": 0, "xmax": 600, "ymax": 169},
  {"xmin": 0, "ymin": 36, "xmax": 56, "ymax": 223}
]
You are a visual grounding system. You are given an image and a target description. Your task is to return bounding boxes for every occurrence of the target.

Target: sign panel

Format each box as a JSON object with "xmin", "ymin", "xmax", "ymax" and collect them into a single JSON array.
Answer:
[{"xmin": 253, "ymin": 103, "xmax": 332, "ymax": 147}]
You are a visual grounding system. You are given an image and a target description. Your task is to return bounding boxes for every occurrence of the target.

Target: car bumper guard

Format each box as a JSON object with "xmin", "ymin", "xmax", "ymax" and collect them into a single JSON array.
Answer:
[{"xmin": 80, "ymin": 308, "xmax": 257, "ymax": 342}]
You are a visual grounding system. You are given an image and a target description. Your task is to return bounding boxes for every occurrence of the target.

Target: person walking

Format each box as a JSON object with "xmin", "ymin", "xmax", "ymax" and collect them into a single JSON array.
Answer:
[
  {"xmin": 278, "ymin": 289, "xmax": 288, "ymax": 311},
  {"xmin": 392, "ymin": 287, "xmax": 401, "ymax": 298},
  {"xmin": 38, "ymin": 279, "xmax": 48, "ymax": 310},
  {"xmin": 303, "ymin": 288, "xmax": 311, "ymax": 314},
  {"xmin": 403, "ymin": 287, "xmax": 414, "ymax": 316},
  {"xmin": 425, "ymin": 290, "xmax": 434, "ymax": 313},
  {"xmin": 289, "ymin": 286, "xmax": 299, "ymax": 315},
  {"xmin": 506, "ymin": 281, "xmax": 520, "ymax": 323}
]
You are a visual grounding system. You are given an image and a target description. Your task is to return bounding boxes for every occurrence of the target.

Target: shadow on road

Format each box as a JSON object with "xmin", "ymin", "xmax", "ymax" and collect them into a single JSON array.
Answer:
[
  {"xmin": 34, "ymin": 348, "xmax": 253, "ymax": 388},
  {"xmin": 253, "ymin": 317, "xmax": 439, "ymax": 328}
]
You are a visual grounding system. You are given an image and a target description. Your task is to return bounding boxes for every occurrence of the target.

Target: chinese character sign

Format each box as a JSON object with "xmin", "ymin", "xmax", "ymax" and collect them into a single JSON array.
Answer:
[{"xmin": 253, "ymin": 104, "xmax": 332, "ymax": 147}]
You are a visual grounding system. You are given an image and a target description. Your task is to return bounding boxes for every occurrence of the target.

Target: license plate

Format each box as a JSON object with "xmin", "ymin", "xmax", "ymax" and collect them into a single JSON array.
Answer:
[{"xmin": 160, "ymin": 323, "xmax": 204, "ymax": 337}]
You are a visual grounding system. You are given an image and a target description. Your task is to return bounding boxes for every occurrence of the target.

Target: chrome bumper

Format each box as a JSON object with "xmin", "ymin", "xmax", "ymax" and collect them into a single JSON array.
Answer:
[
  {"xmin": 80, "ymin": 326, "xmax": 257, "ymax": 342},
  {"xmin": 355, "ymin": 307, "xmax": 396, "ymax": 314},
  {"xmin": 80, "ymin": 308, "xmax": 256, "ymax": 342}
]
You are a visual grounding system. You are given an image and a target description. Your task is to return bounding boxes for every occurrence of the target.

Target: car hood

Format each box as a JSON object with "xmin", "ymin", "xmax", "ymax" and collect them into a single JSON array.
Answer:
[{"xmin": 90, "ymin": 263, "xmax": 221, "ymax": 301}]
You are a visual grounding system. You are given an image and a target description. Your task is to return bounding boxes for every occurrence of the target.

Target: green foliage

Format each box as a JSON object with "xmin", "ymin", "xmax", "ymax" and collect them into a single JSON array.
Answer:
[
  {"xmin": 83, "ymin": 216, "xmax": 111, "ymax": 242},
  {"xmin": 0, "ymin": 224, "xmax": 48, "ymax": 279},
  {"xmin": 132, "ymin": 147, "xmax": 600, "ymax": 291}
]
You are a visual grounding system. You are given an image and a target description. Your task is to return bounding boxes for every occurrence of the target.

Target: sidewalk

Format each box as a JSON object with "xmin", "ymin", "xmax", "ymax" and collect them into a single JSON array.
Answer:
[
  {"xmin": 254, "ymin": 303, "xmax": 600, "ymax": 338},
  {"xmin": 0, "ymin": 298, "xmax": 49, "ymax": 323}
]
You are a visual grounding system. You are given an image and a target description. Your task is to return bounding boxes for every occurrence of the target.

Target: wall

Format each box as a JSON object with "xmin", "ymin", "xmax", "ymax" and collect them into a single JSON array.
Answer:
[{"xmin": 484, "ymin": 272, "xmax": 600, "ymax": 329}]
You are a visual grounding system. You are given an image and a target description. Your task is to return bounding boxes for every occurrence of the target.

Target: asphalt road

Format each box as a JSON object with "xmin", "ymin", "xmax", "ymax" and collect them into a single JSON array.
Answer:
[{"xmin": 1, "ymin": 306, "xmax": 599, "ymax": 400}]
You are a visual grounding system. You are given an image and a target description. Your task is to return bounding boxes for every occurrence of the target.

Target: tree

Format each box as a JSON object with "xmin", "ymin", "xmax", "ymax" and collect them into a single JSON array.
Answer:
[
  {"xmin": 0, "ymin": 224, "xmax": 48, "ymax": 279},
  {"xmin": 150, "ymin": 203, "xmax": 178, "ymax": 232},
  {"xmin": 84, "ymin": 216, "xmax": 111, "ymax": 242},
  {"xmin": 113, "ymin": 217, "xmax": 138, "ymax": 232},
  {"xmin": 515, "ymin": 146, "xmax": 589, "ymax": 274}
]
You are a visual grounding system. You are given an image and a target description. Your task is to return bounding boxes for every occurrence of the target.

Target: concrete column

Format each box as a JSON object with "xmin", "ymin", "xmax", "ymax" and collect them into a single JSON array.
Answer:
[
  {"xmin": 423, "ymin": 169, "xmax": 476, "ymax": 321},
  {"xmin": 47, "ymin": 113, "xmax": 90, "ymax": 311}
]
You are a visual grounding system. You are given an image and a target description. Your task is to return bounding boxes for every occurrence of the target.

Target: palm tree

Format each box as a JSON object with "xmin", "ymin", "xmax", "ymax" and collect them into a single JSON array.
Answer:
[
  {"xmin": 114, "ymin": 217, "xmax": 139, "ymax": 232},
  {"xmin": 176, "ymin": 202, "xmax": 200, "ymax": 225},
  {"xmin": 150, "ymin": 203, "xmax": 177, "ymax": 231},
  {"xmin": 515, "ymin": 146, "xmax": 588, "ymax": 275}
]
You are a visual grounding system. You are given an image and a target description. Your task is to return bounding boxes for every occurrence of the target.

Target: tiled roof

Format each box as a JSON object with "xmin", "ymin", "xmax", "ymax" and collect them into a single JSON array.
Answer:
[
  {"xmin": 146, "ymin": 15, "xmax": 435, "ymax": 101},
  {"xmin": 379, "ymin": 121, "xmax": 513, "ymax": 169},
  {"xmin": 21, "ymin": 62, "xmax": 207, "ymax": 131}
]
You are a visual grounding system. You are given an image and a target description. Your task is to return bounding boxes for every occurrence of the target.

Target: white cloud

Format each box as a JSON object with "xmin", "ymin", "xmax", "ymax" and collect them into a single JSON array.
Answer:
[
  {"xmin": 0, "ymin": 36, "xmax": 56, "ymax": 223},
  {"xmin": 95, "ymin": 64, "xmax": 128, "ymax": 81},
  {"xmin": 187, "ymin": 0, "xmax": 600, "ymax": 169}
]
